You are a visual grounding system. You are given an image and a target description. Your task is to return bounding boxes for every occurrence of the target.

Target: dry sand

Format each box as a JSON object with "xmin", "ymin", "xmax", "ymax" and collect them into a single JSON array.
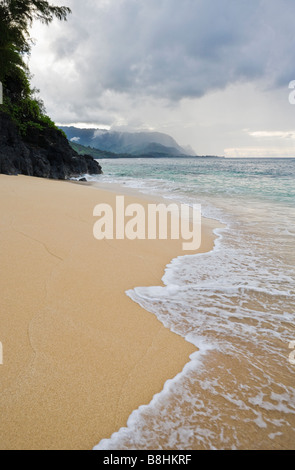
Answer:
[{"xmin": 0, "ymin": 175, "xmax": 216, "ymax": 450}]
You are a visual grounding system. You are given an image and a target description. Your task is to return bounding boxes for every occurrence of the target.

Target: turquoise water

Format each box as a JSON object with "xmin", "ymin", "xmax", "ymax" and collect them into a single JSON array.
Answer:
[
  {"xmin": 92, "ymin": 157, "xmax": 295, "ymax": 204},
  {"xmin": 90, "ymin": 158, "xmax": 295, "ymax": 450}
]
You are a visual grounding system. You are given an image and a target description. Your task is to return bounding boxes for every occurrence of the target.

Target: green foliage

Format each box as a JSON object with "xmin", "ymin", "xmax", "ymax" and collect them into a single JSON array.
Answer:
[
  {"xmin": 0, "ymin": 0, "xmax": 71, "ymax": 138},
  {"xmin": 3, "ymin": 89, "xmax": 59, "ymax": 136}
]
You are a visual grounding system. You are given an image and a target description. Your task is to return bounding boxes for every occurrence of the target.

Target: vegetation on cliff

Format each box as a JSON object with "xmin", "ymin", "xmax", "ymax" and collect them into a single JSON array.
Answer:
[
  {"xmin": 0, "ymin": 0, "xmax": 71, "ymax": 137},
  {"xmin": 0, "ymin": 0, "xmax": 102, "ymax": 178}
]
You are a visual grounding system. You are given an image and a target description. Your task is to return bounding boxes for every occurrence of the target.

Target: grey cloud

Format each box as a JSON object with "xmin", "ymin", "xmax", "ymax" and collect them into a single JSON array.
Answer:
[
  {"xmin": 49, "ymin": 0, "xmax": 294, "ymax": 99},
  {"xmin": 31, "ymin": 0, "xmax": 295, "ymax": 123}
]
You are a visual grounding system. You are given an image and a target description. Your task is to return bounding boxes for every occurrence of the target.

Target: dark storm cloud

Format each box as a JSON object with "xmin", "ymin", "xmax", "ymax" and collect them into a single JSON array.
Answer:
[
  {"xmin": 45, "ymin": 0, "xmax": 295, "ymax": 101},
  {"xmin": 29, "ymin": 0, "xmax": 295, "ymax": 131}
]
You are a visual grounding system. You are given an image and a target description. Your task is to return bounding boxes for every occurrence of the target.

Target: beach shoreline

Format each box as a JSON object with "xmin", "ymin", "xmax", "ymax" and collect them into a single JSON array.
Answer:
[{"xmin": 0, "ymin": 174, "xmax": 217, "ymax": 450}]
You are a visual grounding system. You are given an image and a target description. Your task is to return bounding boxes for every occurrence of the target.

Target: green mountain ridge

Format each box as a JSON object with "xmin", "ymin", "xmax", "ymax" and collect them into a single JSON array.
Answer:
[
  {"xmin": 61, "ymin": 126, "xmax": 194, "ymax": 157},
  {"xmin": 70, "ymin": 141, "xmax": 224, "ymax": 160}
]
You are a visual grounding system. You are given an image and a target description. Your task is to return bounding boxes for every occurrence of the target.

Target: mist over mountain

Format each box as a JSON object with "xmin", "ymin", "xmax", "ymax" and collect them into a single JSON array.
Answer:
[{"xmin": 59, "ymin": 127, "xmax": 195, "ymax": 157}]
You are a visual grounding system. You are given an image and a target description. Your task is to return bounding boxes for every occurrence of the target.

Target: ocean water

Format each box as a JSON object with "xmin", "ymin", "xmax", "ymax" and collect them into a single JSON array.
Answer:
[{"xmin": 90, "ymin": 158, "xmax": 295, "ymax": 450}]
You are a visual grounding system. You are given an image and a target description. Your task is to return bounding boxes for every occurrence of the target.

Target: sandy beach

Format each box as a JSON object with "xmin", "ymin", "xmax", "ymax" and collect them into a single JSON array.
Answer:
[{"xmin": 0, "ymin": 174, "xmax": 216, "ymax": 450}]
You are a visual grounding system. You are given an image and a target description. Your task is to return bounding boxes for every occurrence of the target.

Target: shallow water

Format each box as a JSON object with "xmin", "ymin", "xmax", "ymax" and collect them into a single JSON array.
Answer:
[{"xmin": 90, "ymin": 158, "xmax": 295, "ymax": 450}]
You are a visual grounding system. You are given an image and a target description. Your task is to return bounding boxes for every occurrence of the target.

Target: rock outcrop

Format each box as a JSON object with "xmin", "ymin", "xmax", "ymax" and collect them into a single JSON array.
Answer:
[{"xmin": 0, "ymin": 111, "xmax": 102, "ymax": 179}]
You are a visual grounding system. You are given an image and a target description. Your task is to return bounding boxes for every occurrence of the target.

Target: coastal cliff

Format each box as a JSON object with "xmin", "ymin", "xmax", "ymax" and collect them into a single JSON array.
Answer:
[{"xmin": 0, "ymin": 111, "xmax": 102, "ymax": 180}]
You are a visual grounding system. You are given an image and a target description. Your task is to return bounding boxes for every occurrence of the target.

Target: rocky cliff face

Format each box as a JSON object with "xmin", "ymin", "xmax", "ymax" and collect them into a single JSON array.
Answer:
[{"xmin": 0, "ymin": 111, "xmax": 102, "ymax": 179}]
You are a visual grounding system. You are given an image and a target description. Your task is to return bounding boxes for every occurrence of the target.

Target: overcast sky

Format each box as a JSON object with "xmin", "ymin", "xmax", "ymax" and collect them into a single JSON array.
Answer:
[{"xmin": 29, "ymin": 0, "xmax": 295, "ymax": 157}]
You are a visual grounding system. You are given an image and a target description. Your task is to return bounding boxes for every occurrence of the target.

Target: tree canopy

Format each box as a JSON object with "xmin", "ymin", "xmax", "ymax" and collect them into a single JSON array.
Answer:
[{"xmin": 0, "ymin": 0, "xmax": 71, "ymax": 136}]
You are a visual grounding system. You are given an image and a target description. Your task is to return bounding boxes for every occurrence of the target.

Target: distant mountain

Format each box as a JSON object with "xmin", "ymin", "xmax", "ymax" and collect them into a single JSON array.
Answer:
[
  {"xmin": 60, "ymin": 126, "xmax": 195, "ymax": 157},
  {"xmin": 69, "ymin": 142, "xmax": 131, "ymax": 159},
  {"xmin": 70, "ymin": 141, "xmax": 224, "ymax": 161}
]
